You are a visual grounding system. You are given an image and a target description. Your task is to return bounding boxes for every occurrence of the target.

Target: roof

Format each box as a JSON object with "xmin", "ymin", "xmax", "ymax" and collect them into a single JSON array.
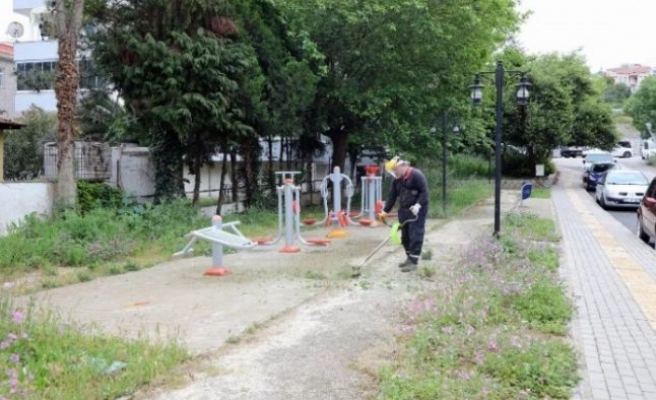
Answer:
[
  {"xmin": 0, "ymin": 43, "xmax": 13, "ymax": 61},
  {"xmin": 605, "ymin": 64, "xmax": 651, "ymax": 76},
  {"xmin": 0, "ymin": 117, "xmax": 24, "ymax": 130}
]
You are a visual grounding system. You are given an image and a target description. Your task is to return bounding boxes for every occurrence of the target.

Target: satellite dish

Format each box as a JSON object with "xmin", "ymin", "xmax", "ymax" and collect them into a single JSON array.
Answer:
[{"xmin": 6, "ymin": 22, "xmax": 25, "ymax": 39}]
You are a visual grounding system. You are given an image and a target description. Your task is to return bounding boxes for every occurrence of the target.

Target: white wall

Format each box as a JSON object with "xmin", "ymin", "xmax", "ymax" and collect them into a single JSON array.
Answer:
[
  {"xmin": 0, "ymin": 182, "xmax": 53, "ymax": 236},
  {"xmin": 15, "ymin": 90, "xmax": 57, "ymax": 113}
]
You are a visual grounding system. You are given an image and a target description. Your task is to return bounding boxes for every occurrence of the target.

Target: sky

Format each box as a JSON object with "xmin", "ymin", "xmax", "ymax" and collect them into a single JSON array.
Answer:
[{"xmin": 516, "ymin": 0, "xmax": 656, "ymax": 72}]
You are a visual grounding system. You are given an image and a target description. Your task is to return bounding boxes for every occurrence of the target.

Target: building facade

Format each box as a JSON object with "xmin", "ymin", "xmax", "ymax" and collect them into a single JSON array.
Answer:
[
  {"xmin": 0, "ymin": 43, "xmax": 17, "ymax": 118},
  {"xmin": 604, "ymin": 64, "xmax": 654, "ymax": 93},
  {"xmin": 13, "ymin": 0, "xmax": 58, "ymax": 113}
]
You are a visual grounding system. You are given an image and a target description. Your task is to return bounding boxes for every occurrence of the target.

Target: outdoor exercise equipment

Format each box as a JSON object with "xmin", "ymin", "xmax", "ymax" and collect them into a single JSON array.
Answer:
[
  {"xmin": 173, "ymin": 215, "xmax": 257, "ymax": 276},
  {"xmin": 255, "ymin": 171, "xmax": 331, "ymax": 253},
  {"xmin": 352, "ymin": 165, "xmax": 384, "ymax": 223},
  {"xmin": 318, "ymin": 166, "xmax": 358, "ymax": 236}
]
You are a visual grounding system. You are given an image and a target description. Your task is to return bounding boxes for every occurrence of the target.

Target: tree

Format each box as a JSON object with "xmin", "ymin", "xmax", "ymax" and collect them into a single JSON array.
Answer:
[
  {"xmin": 91, "ymin": 0, "xmax": 317, "ymax": 206},
  {"xmin": 3, "ymin": 107, "xmax": 57, "ymax": 181},
  {"xmin": 275, "ymin": 0, "xmax": 522, "ymax": 168},
  {"xmin": 53, "ymin": 0, "xmax": 85, "ymax": 208},
  {"xmin": 604, "ymin": 80, "xmax": 631, "ymax": 105},
  {"xmin": 625, "ymin": 76, "xmax": 656, "ymax": 134},
  {"xmin": 501, "ymin": 51, "xmax": 616, "ymax": 174},
  {"xmin": 77, "ymin": 89, "xmax": 127, "ymax": 142},
  {"xmin": 92, "ymin": 0, "xmax": 251, "ymax": 201}
]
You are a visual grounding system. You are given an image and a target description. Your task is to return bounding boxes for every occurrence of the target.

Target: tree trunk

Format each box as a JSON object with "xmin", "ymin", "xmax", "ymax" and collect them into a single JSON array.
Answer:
[
  {"xmin": 54, "ymin": 0, "xmax": 85, "ymax": 208},
  {"xmin": 192, "ymin": 158, "xmax": 201, "ymax": 206},
  {"xmin": 327, "ymin": 130, "xmax": 349, "ymax": 172},
  {"xmin": 152, "ymin": 128, "xmax": 185, "ymax": 202},
  {"xmin": 215, "ymin": 149, "xmax": 228, "ymax": 216},
  {"xmin": 239, "ymin": 134, "xmax": 261, "ymax": 209},
  {"xmin": 230, "ymin": 151, "xmax": 238, "ymax": 204}
]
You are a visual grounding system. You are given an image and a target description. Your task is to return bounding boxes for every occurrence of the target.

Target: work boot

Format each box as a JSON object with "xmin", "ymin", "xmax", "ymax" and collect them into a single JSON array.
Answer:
[
  {"xmin": 400, "ymin": 262, "xmax": 418, "ymax": 273},
  {"xmin": 398, "ymin": 258, "xmax": 411, "ymax": 268}
]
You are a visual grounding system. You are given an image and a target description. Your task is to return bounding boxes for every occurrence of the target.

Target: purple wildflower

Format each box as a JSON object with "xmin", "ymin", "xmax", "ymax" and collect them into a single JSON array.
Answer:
[
  {"xmin": 11, "ymin": 310, "xmax": 24, "ymax": 325},
  {"xmin": 487, "ymin": 341, "xmax": 499, "ymax": 352}
]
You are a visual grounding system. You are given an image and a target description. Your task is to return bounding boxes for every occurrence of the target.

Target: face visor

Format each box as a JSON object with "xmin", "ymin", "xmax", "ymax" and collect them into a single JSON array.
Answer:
[{"xmin": 385, "ymin": 157, "xmax": 400, "ymax": 178}]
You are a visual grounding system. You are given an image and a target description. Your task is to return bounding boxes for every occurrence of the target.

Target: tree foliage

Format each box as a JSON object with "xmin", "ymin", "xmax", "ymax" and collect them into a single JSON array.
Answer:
[
  {"xmin": 274, "ymin": 0, "xmax": 522, "ymax": 168},
  {"xmin": 603, "ymin": 78, "xmax": 631, "ymax": 106},
  {"xmin": 91, "ymin": 0, "xmax": 318, "ymax": 204},
  {"xmin": 625, "ymin": 76, "xmax": 656, "ymax": 135},
  {"xmin": 3, "ymin": 107, "xmax": 57, "ymax": 181},
  {"xmin": 499, "ymin": 51, "xmax": 615, "ymax": 175}
]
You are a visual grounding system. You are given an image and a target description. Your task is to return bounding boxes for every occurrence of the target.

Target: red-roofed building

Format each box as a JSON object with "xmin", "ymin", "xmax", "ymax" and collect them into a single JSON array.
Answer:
[
  {"xmin": 604, "ymin": 64, "xmax": 654, "ymax": 93},
  {"xmin": 0, "ymin": 43, "xmax": 16, "ymax": 118}
]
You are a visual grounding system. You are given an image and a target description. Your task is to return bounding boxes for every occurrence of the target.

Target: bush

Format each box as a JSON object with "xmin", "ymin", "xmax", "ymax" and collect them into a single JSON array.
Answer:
[{"xmin": 77, "ymin": 181, "xmax": 125, "ymax": 213}]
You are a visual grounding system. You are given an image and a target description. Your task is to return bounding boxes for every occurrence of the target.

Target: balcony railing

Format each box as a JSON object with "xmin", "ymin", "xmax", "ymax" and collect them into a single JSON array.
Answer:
[{"xmin": 13, "ymin": 0, "xmax": 47, "ymax": 14}]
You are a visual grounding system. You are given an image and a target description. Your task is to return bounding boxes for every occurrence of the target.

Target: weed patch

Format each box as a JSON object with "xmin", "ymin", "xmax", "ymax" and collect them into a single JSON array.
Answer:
[
  {"xmin": 378, "ymin": 212, "xmax": 579, "ymax": 399},
  {"xmin": 0, "ymin": 301, "xmax": 189, "ymax": 399}
]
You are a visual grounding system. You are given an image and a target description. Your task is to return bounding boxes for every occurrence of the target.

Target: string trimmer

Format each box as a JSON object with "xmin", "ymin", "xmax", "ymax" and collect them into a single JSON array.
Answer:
[{"xmin": 350, "ymin": 214, "xmax": 417, "ymax": 278}]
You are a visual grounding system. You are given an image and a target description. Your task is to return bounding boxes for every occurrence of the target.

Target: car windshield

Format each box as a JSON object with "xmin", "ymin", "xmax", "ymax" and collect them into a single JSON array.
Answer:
[
  {"xmin": 606, "ymin": 172, "xmax": 649, "ymax": 185},
  {"xmin": 586, "ymin": 153, "xmax": 613, "ymax": 163},
  {"xmin": 591, "ymin": 163, "xmax": 615, "ymax": 173}
]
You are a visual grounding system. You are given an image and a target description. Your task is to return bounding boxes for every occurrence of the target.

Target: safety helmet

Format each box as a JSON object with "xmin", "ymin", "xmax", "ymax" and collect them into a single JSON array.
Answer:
[{"xmin": 384, "ymin": 156, "xmax": 401, "ymax": 174}]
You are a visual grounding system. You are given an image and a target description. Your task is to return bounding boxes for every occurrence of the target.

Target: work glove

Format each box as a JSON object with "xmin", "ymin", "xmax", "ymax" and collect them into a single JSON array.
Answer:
[
  {"xmin": 377, "ymin": 211, "xmax": 388, "ymax": 224},
  {"xmin": 409, "ymin": 203, "xmax": 421, "ymax": 216}
]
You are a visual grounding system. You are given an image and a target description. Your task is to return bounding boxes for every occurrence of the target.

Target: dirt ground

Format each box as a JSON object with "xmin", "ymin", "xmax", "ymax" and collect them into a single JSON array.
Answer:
[{"xmin": 17, "ymin": 191, "xmax": 550, "ymax": 399}]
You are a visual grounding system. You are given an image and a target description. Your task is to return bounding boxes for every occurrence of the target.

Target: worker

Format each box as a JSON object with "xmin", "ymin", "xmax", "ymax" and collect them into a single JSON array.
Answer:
[{"xmin": 378, "ymin": 156, "xmax": 429, "ymax": 272}]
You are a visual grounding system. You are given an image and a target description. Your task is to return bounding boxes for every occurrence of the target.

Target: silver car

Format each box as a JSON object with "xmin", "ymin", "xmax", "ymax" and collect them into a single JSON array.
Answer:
[{"xmin": 595, "ymin": 169, "xmax": 650, "ymax": 209}]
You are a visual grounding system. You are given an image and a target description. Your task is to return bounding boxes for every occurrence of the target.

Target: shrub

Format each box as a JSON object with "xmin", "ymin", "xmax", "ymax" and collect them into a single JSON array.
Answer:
[{"xmin": 77, "ymin": 181, "xmax": 124, "ymax": 213}]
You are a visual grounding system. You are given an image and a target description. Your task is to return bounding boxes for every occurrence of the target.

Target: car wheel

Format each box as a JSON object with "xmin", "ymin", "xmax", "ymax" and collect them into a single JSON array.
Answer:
[
  {"xmin": 637, "ymin": 219, "xmax": 650, "ymax": 244},
  {"xmin": 600, "ymin": 193, "xmax": 608, "ymax": 209},
  {"xmin": 624, "ymin": 151, "xmax": 631, "ymax": 158}
]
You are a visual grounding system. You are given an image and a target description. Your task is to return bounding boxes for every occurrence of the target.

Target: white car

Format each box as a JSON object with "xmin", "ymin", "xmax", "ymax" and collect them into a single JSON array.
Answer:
[
  {"xmin": 611, "ymin": 142, "xmax": 633, "ymax": 158},
  {"xmin": 641, "ymin": 139, "xmax": 656, "ymax": 159},
  {"xmin": 595, "ymin": 169, "xmax": 650, "ymax": 209}
]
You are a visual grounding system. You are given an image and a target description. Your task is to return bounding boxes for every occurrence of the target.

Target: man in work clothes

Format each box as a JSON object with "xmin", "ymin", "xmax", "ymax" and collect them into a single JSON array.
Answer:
[{"xmin": 379, "ymin": 156, "xmax": 429, "ymax": 272}]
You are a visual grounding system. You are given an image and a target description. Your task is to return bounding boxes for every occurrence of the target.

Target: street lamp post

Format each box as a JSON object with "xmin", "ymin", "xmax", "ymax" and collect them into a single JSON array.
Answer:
[
  {"xmin": 441, "ymin": 112, "xmax": 460, "ymax": 215},
  {"xmin": 471, "ymin": 60, "xmax": 530, "ymax": 237},
  {"xmin": 432, "ymin": 113, "xmax": 460, "ymax": 215}
]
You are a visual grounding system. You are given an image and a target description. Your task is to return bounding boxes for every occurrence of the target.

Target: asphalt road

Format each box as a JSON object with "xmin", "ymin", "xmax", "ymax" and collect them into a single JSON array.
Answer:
[{"xmin": 556, "ymin": 154, "xmax": 656, "ymax": 237}]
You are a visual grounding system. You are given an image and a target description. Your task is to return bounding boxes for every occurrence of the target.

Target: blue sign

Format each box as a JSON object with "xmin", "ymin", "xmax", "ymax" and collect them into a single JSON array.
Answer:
[{"xmin": 521, "ymin": 183, "xmax": 533, "ymax": 200}]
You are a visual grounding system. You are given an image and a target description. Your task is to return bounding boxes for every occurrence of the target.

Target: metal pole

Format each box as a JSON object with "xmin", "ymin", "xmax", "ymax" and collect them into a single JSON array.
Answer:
[
  {"xmin": 442, "ymin": 110, "xmax": 447, "ymax": 215},
  {"xmin": 494, "ymin": 61, "xmax": 504, "ymax": 237}
]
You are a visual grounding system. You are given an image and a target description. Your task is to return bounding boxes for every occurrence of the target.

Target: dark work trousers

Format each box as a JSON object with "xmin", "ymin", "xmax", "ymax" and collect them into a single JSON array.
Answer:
[{"xmin": 398, "ymin": 207, "xmax": 427, "ymax": 264}]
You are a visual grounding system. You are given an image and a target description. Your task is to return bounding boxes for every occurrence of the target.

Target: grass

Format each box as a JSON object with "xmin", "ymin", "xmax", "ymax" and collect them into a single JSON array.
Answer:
[
  {"xmin": 530, "ymin": 187, "xmax": 551, "ymax": 199},
  {"xmin": 0, "ymin": 300, "xmax": 189, "ymax": 399},
  {"xmin": 377, "ymin": 212, "xmax": 578, "ymax": 399}
]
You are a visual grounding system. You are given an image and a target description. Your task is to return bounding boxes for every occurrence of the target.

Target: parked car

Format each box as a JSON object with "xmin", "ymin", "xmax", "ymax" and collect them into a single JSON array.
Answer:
[
  {"xmin": 611, "ymin": 141, "xmax": 633, "ymax": 158},
  {"xmin": 641, "ymin": 139, "xmax": 656, "ymax": 160},
  {"xmin": 560, "ymin": 146, "xmax": 585, "ymax": 158},
  {"xmin": 583, "ymin": 162, "xmax": 619, "ymax": 191},
  {"xmin": 583, "ymin": 151, "xmax": 614, "ymax": 172},
  {"xmin": 595, "ymin": 169, "xmax": 650, "ymax": 209},
  {"xmin": 637, "ymin": 176, "xmax": 656, "ymax": 244}
]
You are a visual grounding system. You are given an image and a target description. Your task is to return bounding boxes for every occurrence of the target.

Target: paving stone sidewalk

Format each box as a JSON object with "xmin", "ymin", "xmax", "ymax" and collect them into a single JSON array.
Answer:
[{"xmin": 554, "ymin": 165, "xmax": 656, "ymax": 400}]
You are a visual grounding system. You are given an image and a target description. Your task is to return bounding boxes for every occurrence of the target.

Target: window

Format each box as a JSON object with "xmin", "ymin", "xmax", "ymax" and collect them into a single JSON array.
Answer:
[{"xmin": 16, "ymin": 62, "xmax": 57, "ymax": 91}]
